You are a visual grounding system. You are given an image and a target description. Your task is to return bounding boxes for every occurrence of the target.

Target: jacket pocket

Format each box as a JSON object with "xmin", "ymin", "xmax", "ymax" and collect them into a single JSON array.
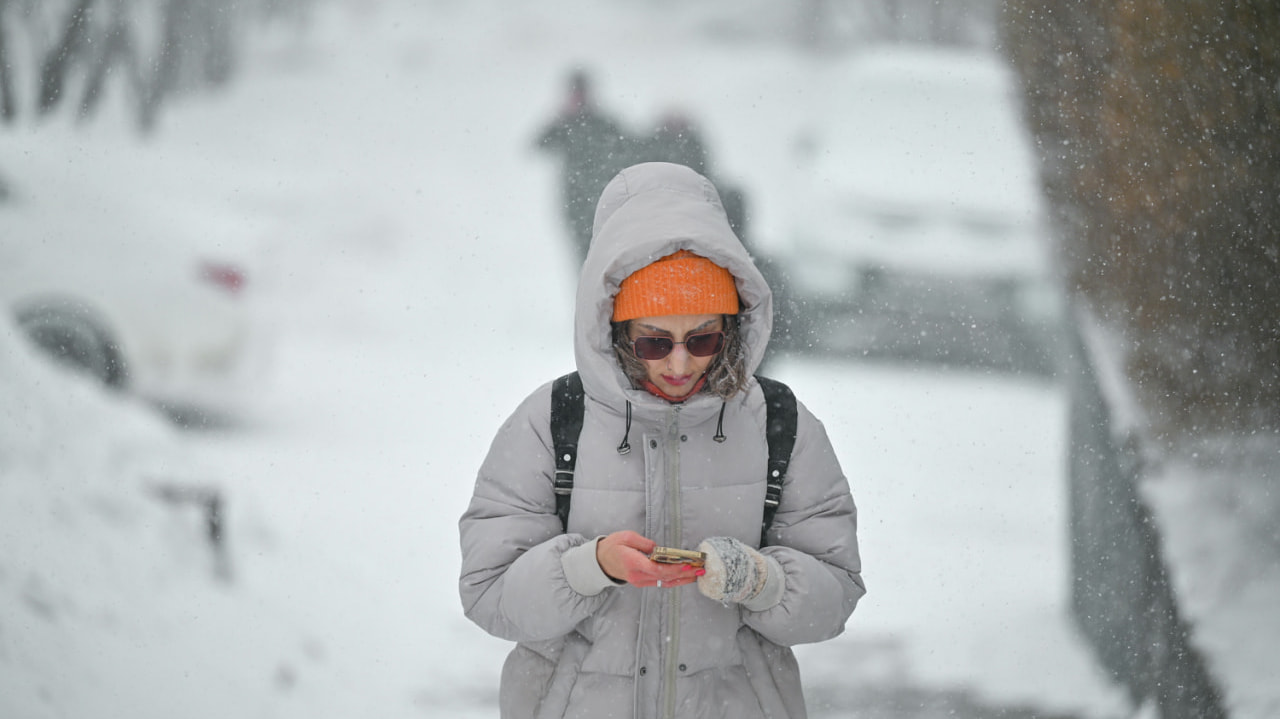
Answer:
[
  {"xmin": 676, "ymin": 597, "xmax": 746, "ymax": 674},
  {"xmin": 737, "ymin": 627, "xmax": 806, "ymax": 719},
  {"xmin": 533, "ymin": 632, "xmax": 590, "ymax": 719},
  {"xmin": 501, "ymin": 640, "xmax": 560, "ymax": 719}
]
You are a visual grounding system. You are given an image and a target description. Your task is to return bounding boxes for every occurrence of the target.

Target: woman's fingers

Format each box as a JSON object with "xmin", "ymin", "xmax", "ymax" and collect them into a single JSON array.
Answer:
[
  {"xmin": 652, "ymin": 573, "xmax": 701, "ymax": 588},
  {"xmin": 597, "ymin": 531, "xmax": 706, "ymax": 587},
  {"xmin": 637, "ymin": 563, "xmax": 706, "ymax": 588}
]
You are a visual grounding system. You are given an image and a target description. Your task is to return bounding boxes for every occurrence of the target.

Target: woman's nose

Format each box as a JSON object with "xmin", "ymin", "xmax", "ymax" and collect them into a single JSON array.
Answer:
[{"xmin": 666, "ymin": 344, "xmax": 693, "ymax": 372}]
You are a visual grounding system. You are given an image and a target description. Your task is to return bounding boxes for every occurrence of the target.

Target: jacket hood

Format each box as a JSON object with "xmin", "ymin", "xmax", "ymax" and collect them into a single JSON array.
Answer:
[{"xmin": 574, "ymin": 162, "xmax": 773, "ymax": 411}]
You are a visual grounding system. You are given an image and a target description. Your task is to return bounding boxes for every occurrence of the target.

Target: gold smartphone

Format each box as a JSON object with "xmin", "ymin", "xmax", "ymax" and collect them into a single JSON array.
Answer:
[{"xmin": 649, "ymin": 547, "xmax": 706, "ymax": 567}]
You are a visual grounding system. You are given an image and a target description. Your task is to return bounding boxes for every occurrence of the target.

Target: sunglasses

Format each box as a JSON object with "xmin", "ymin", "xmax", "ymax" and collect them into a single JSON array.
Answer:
[{"xmin": 631, "ymin": 331, "xmax": 725, "ymax": 360}]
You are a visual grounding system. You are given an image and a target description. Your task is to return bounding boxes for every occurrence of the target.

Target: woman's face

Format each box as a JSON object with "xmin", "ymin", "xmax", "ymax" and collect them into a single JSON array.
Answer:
[{"xmin": 627, "ymin": 314, "xmax": 724, "ymax": 398}]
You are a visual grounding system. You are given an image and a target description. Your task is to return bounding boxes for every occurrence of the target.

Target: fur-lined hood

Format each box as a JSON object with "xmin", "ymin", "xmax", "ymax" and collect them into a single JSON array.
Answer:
[{"xmin": 573, "ymin": 162, "xmax": 773, "ymax": 410}]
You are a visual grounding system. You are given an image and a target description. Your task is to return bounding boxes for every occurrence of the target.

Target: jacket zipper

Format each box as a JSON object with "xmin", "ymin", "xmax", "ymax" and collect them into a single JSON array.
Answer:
[{"xmin": 662, "ymin": 406, "xmax": 682, "ymax": 719}]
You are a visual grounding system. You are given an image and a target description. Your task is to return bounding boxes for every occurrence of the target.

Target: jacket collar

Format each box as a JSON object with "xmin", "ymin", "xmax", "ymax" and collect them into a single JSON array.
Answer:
[{"xmin": 640, "ymin": 375, "xmax": 709, "ymax": 404}]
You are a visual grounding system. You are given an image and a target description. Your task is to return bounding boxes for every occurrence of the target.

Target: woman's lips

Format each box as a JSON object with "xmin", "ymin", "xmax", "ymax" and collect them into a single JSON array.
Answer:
[{"xmin": 663, "ymin": 374, "xmax": 692, "ymax": 386}]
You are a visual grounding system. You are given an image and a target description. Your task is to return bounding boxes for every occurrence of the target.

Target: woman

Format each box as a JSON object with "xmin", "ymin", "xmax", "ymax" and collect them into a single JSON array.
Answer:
[{"xmin": 459, "ymin": 162, "xmax": 864, "ymax": 719}]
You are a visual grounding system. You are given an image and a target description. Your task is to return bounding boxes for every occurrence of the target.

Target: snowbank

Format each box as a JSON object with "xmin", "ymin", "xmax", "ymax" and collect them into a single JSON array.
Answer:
[
  {"xmin": 0, "ymin": 320, "xmax": 287, "ymax": 718},
  {"xmin": 1143, "ymin": 438, "xmax": 1280, "ymax": 719},
  {"xmin": 1074, "ymin": 308, "xmax": 1280, "ymax": 718}
]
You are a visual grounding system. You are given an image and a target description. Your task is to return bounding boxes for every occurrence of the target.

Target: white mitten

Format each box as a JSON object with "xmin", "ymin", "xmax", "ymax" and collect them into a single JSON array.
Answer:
[{"xmin": 696, "ymin": 536, "xmax": 770, "ymax": 604}]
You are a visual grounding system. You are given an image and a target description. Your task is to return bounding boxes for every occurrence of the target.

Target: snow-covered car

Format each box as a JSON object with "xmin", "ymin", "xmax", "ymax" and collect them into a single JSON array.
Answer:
[
  {"xmin": 778, "ymin": 47, "xmax": 1062, "ymax": 373},
  {"xmin": 0, "ymin": 148, "xmax": 270, "ymax": 423}
]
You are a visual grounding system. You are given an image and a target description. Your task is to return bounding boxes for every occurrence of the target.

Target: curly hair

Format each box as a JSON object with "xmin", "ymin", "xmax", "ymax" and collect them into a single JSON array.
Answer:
[{"xmin": 611, "ymin": 314, "xmax": 750, "ymax": 400}]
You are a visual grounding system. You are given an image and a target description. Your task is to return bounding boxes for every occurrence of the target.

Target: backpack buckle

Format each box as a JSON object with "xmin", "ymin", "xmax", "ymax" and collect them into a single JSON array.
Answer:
[
  {"xmin": 764, "ymin": 479, "xmax": 783, "ymax": 508},
  {"xmin": 553, "ymin": 469, "xmax": 575, "ymax": 495}
]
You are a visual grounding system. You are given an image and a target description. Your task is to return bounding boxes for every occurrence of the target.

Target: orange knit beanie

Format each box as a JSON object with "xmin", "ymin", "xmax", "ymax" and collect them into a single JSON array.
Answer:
[{"xmin": 612, "ymin": 250, "xmax": 739, "ymax": 322}]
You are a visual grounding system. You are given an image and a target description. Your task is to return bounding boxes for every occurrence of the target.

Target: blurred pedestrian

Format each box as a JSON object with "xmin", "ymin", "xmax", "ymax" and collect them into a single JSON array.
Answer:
[
  {"xmin": 535, "ymin": 69, "xmax": 632, "ymax": 266},
  {"xmin": 459, "ymin": 162, "xmax": 864, "ymax": 719},
  {"xmin": 635, "ymin": 110, "xmax": 756, "ymax": 247},
  {"xmin": 642, "ymin": 111, "xmax": 710, "ymax": 176}
]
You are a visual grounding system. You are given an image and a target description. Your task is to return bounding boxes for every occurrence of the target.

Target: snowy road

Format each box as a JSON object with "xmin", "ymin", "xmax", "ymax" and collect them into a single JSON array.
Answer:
[
  {"xmin": 39, "ymin": 1, "xmax": 1125, "ymax": 715},
  {"xmin": 175, "ymin": 296, "xmax": 1108, "ymax": 718},
  {"xmin": 170, "ymin": 219, "xmax": 1117, "ymax": 717}
]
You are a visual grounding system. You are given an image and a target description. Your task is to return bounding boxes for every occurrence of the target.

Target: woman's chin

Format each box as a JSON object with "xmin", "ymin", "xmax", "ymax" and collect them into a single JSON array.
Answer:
[{"xmin": 658, "ymin": 378, "xmax": 694, "ymax": 396}]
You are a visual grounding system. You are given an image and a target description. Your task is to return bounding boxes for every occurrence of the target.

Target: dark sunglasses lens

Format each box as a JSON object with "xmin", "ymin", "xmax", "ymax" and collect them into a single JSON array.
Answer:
[
  {"xmin": 685, "ymin": 332, "xmax": 725, "ymax": 357},
  {"xmin": 633, "ymin": 336, "xmax": 674, "ymax": 360}
]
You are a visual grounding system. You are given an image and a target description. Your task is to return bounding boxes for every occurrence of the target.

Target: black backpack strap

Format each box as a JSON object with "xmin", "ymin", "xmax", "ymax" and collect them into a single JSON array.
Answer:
[
  {"xmin": 550, "ymin": 371, "xmax": 585, "ymax": 533},
  {"xmin": 756, "ymin": 375, "xmax": 798, "ymax": 546},
  {"xmin": 550, "ymin": 371, "xmax": 796, "ymax": 542}
]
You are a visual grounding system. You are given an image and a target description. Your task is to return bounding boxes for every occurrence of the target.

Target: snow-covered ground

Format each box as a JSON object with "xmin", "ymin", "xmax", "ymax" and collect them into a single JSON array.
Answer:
[
  {"xmin": 1142, "ymin": 442, "xmax": 1280, "ymax": 719},
  {"xmin": 2, "ymin": 1, "xmax": 1138, "ymax": 717},
  {"xmin": 1080, "ymin": 314, "xmax": 1280, "ymax": 719}
]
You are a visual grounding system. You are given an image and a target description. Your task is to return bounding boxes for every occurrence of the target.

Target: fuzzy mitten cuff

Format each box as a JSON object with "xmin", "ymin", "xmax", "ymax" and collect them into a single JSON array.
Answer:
[{"xmin": 696, "ymin": 536, "xmax": 771, "ymax": 605}]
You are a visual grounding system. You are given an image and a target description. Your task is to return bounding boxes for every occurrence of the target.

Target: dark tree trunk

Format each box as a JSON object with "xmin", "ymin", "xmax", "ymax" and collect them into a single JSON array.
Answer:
[
  {"xmin": 39, "ymin": 0, "xmax": 97, "ymax": 115},
  {"xmin": 3, "ymin": 0, "xmax": 307, "ymax": 134},
  {"xmin": 0, "ymin": 0, "xmax": 15, "ymax": 122},
  {"xmin": 1001, "ymin": 0, "xmax": 1280, "ymax": 438},
  {"xmin": 138, "ymin": 0, "xmax": 191, "ymax": 131},
  {"xmin": 79, "ymin": 10, "xmax": 135, "ymax": 119}
]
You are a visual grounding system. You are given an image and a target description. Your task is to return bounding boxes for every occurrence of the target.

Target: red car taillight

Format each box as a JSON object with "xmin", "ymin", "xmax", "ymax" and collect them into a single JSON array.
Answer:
[{"xmin": 200, "ymin": 261, "xmax": 247, "ymax": 295}]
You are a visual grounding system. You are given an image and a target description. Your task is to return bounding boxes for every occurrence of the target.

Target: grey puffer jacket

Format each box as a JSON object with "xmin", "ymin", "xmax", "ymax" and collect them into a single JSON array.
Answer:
[{"xmin": 459, "ymin": 162, "xmax": 864, "ymax": 719}]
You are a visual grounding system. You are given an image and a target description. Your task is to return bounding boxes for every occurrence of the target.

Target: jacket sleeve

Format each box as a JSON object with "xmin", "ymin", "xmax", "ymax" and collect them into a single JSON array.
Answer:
[
  {"xmin": 458, "ymin": 383, "xmax": 616, "ymax": 643},
  {"xmin": 745, "ymin": 400, "xmax": 865, "ymax": 646},
  {"xmin": 536, "ymin": 118, "xmax": 568, "ymax": 151}
]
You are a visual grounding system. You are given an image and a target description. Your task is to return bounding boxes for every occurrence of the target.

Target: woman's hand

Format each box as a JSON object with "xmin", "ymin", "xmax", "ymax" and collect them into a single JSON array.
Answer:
[
  {"xmin": 597, "ymin": 530, "xmax": 705, "ymax": 588},
  {"xmin": 695, "ymin": 536, "xmax": 771, "ymax": 603}
]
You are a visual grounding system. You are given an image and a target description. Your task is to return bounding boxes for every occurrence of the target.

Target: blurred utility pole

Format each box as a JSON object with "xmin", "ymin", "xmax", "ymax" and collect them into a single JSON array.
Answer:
[{"xmin": 1000, "ymin": 0, "xmax": 1280, "ymax": 439}]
